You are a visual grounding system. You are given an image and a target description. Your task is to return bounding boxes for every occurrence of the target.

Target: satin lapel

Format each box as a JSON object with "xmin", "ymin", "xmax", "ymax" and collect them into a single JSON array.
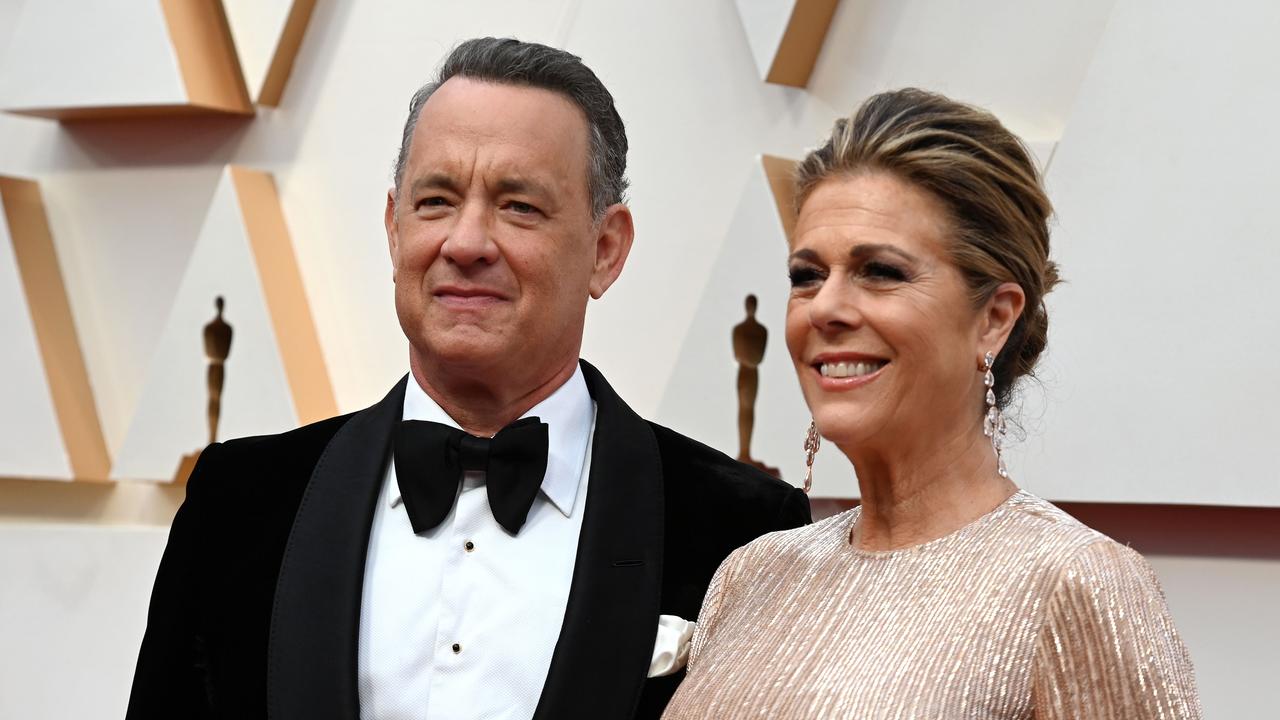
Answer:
[
  {"xmin": 267, "ymin": 377, "xmax": 407, "ymax": 720},
  {"xmin": 532, "ymin": 360, "xmax": 665, "ymax": 720}
]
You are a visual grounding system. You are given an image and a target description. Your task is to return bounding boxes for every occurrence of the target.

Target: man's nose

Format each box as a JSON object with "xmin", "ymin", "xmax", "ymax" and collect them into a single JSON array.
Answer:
[{"xmin": 440, "ymin": 202, "xmax": 500, "ymax": 266}]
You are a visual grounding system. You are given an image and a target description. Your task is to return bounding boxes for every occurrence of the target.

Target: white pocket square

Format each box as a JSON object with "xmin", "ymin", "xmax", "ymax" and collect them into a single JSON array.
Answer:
[{"xmin": 647, "ymin": 614, "xmax": 696, "ymax": 678}]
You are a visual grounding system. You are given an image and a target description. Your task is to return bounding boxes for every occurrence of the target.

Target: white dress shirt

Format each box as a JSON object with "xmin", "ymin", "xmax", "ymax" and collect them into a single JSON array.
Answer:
[{"xmin": 358, "ymin": 367, "xmax": 596, "ymax": 720}]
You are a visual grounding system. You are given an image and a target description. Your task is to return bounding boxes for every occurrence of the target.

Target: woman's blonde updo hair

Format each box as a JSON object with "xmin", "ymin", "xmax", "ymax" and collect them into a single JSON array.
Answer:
[{"xmin": 795, "ymin": 88, "xmax": 1060, "ymax": 408}]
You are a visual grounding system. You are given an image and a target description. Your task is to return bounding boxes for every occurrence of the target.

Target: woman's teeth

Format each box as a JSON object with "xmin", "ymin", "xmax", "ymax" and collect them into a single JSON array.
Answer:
[{"xmin": 819, "ymin": 361, "xmax": 884, "ymax": 378}]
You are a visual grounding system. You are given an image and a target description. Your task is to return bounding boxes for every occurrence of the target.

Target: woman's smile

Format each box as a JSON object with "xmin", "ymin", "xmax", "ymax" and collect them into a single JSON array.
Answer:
[{"xmin": 809, "ymin": 353, "xmax": 890, "ymax": 391}]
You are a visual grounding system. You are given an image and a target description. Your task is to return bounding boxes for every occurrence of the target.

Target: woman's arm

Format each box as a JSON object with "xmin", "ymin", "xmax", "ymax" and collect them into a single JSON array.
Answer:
[{"xmin": 1032, "ymin": 540, "xmax": 1201, "ymax": 719}]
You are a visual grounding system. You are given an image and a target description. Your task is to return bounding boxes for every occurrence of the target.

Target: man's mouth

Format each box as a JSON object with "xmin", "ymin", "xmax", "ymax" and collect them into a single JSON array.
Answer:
[{"xmin": 433, "ymin": 284, "xmax": 507, "ymax": 302}]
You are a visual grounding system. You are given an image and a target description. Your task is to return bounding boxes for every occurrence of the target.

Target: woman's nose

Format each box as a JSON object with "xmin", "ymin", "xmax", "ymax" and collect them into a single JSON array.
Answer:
[{"xmin": 808, "ymin": 275, "xmax": 863, "ymax": 334}]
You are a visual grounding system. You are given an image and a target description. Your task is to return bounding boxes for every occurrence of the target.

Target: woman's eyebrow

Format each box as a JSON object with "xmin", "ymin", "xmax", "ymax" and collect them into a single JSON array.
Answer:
[
  {"xmin": 848, "ymin": 243, "xmax": 919, "ymax": 264},
  {"xmin": 788, "ymin": 248, "xmax": 821, "ymax": 263}
]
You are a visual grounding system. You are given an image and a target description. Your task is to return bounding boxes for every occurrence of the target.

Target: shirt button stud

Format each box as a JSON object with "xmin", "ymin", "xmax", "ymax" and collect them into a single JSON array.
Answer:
[
  {"xmin": 452, "ymin": 643, "xmax": 462, "ymax": 654},
  {"xmin": 464, "ymin": 540, "xmax": 475, "ymax": 552}
]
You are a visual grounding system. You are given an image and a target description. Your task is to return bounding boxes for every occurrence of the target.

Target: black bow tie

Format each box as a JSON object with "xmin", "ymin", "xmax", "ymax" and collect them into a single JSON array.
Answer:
[{"xmin": 394, "ymin": 417, "xmax": 549, "ymax": 535}]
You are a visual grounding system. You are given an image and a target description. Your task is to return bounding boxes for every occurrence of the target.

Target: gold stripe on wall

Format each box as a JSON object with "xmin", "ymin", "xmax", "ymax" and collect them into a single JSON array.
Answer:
[
  {"xmin": 257, "ymin": 0, "xmax": 318, "ymax": 107},
  {"xmin": 229, "ymin": 166, "xmax": 337, "ymax": 425},
  {"xmin": 766, "ymin": 0, "xmax": 840, "ymax": 88},
  {"xmin": 0, "ymin": 177, "xmax": 111, "ymax": 481},
  {"xmin": 159, "ymin": 0, "xmax": 253, "ymax": 115},
  {"xmin": 761, "ymin": 154, "xmax": 799, "ymax": 240},
  {"xmin": 9, "ymin": 104, "xmax": 234, "ymax": 121}
]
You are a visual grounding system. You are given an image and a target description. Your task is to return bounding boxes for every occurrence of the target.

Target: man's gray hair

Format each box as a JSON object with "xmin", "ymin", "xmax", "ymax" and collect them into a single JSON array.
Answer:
[{"xmin": 392, "ymin": 37, "xmax": 629, "ymax": 219}]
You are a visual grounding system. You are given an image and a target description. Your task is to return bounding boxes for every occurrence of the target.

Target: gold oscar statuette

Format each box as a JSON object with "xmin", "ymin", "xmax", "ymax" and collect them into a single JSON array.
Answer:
[
  {"xmin": 733, "ymin": 294, "xmax": 779, "ymax": 478},
  {"xmin": 174, "ymin": 296, "xmax": 234, "ymax": 484}
]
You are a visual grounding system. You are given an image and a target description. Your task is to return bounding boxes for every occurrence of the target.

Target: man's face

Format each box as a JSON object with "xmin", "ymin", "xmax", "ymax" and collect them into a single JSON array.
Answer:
[{"xmin": 386, "ymin": 77, "xmax": 630, "ymax": 390}]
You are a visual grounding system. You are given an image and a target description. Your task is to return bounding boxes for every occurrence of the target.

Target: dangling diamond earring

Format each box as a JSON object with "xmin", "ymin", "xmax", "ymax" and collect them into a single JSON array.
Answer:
[
  {"xmin": 982, "ymin": 351, "xmax": 1009, "ymax": 478},
  {"xmin": 802, "ymin": 420, "xmax": 821, "ymax": 493}
]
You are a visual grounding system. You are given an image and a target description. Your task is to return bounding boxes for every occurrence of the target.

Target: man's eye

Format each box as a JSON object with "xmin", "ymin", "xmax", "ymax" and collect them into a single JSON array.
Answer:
[
  {"xmin": 416, "ymin": 196, "xmax": 448, "ymax": 209},
  {"xmin": 863, "ymin": 261, "xmax": 908, "ymax": 282},
  {"xmin": 507, "ymin": 201, "xmax": 538, "ymax": 214},
  {"xmin": 788, "ymin": 266, "xmax": 824, "ymax": 288}
]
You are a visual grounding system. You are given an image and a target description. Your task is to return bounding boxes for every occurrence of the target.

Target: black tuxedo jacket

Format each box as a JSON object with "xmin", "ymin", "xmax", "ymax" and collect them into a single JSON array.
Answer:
[{"xmin": 127, "ymin": 360, "xmax": 810, "ymax": 719}]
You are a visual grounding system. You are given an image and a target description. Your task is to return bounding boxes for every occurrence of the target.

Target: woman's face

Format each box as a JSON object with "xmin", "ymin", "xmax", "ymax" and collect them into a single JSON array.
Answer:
[{"xmin": 786, "ymin": 172, "xmax": 990, "ymax": 453}]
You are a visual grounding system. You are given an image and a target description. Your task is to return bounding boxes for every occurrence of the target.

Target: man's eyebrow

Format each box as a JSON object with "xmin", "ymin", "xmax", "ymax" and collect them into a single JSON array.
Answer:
[
  {"xmin": 492, "ymin": 176, "xmax": 553, "ymax": 198},
  {"xmin": 406, "ymin": 174, "xmax": 554, "ymax": 199},
  {"xmin": 407, "ymin": 173, "xmax": 458, "ymax": 196}
]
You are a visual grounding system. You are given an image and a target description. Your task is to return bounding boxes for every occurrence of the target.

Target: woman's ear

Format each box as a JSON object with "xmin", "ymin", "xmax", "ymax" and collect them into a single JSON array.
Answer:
[{"xmin": 978, "ymin": 282, "xmax": 1026, "ymax": 356}]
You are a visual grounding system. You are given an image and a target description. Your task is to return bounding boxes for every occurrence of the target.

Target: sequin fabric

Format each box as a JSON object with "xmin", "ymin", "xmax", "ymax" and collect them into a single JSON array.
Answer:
[{"xmin": 662, "ymin": 491, "xmax": 1200, "ymax": 719}]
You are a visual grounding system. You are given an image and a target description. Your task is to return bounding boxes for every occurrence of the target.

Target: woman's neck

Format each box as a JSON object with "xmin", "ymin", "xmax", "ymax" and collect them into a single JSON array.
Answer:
[{"xmin": 842, "ymin": 421, "xmax": 1017, "ymax": 551}]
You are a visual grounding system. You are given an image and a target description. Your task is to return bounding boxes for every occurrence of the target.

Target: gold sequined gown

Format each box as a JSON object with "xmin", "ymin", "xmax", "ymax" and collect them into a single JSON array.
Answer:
[{"xmin": 662, "ymin": 491, "xmax": 1200, "ymax": 719}]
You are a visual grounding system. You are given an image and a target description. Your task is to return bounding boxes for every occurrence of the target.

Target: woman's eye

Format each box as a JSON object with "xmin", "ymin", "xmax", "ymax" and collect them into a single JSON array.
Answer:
[
  {"xmin": 863, "ymin": 261, "xmax": 908, "ymax": 282},
  {"xmin": 788, "ymin": 266, "xmax": 824, "ymax": 288}
]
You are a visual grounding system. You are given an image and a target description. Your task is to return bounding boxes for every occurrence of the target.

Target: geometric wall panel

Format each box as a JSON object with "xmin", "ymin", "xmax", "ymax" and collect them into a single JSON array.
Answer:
[
  {"xmin": 761, "ymin": 154, "xmax": 799, "ymax": 239},
  {"xmin": 110, "ymin": 166, "xmax": 335, "ymax": 482},
  {"xmin": 1026, "ymin": 141, "xmax": 1059, "ymax": 175},
  {"xmin": 734, "ymin": 0, "xmax": 840, "ymax": 88},
  {"xmin": 657, "ymin": 160, "xmax": 856, "ymax": 497},
  {"xmin": 228, "ymin": 166, "xmax": 336, "ymax": 426},
  {"xmin": 0, "ymin": 525, "xmax": 168, "ymax": 719},
  {"xmin": 223, "ymin": 0, "xmax": 318, "ymax": 106},
  {"xmin": 0, "ymin": 214, "xmax": 68, "ymax": 481},
  {"xmin": 0, "ymin": 0, "xmax": 251, "ymax": 119},
  {"xmin": 1014, "ymin": 0, "xmax": 1280, "ymax": 508},
  {"xmin": 0, "ymin": 177, "xmax": 110, "ymax": 482}
]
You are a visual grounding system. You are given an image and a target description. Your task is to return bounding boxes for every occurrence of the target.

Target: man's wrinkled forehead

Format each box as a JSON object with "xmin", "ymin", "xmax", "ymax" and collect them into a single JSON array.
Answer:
[{"xmin": 400, "ymin": 77, "xmax": 591, "ymax": 202}]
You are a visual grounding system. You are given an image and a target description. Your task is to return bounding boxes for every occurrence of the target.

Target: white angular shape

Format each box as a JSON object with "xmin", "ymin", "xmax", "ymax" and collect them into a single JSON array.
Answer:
[
  {"xmin": 806, "ymin": 0, "xmax": 1116, "ymax": 142},
  {"xmin": 223, "ymin": 0, "xmax": 298, "ymax": 101},
  {"xmin": 0, "ymin": 196, "xmax": 72, "ymax": 480},
  {"xmin": 0, "ymin": 525, "xmax": 168, "ymax": 718},
  {"xmin": 1014, "ymin": 0, "xmax": 1280, "ymax": 506},
  {"xmin": 222, "ymin": 0, "xmax": 315, "ymax": 105},
  {"xmin": 734, "ymin": 0, "xmax": 799, "ymax": 83},
  {"xmin": 0, "ymin": 0, "xmax": 185, "ymax": 111},
  {"xmin": 1026, "ymin": 141, "xmax": 1059, "ymax": 175},
  {"xmin": 110, "ymin": 169, "xmax": 297, "ymax": 481}
]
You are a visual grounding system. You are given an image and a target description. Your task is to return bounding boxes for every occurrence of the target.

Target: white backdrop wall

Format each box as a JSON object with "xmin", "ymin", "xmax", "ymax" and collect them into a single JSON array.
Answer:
[{"xmin": 0, "ymin": 0, "xmax": 1276, "ymax": 717}]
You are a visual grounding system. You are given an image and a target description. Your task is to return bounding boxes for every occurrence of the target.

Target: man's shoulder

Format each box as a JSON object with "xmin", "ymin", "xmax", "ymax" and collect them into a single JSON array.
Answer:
[
  {"xmin": 216, "ymin": 413, "xmax": 353, "ymax": 466},
  {"xmin": 642, "ymin": 421, "xmax": 810, "ymax": 620},
  {"xmin": 646, "ymin": 421, "xmax": 801, "ymax": 509},
  {"xmin": 188, "ymin": 413, "xmax": 355, "ymax": 504}
]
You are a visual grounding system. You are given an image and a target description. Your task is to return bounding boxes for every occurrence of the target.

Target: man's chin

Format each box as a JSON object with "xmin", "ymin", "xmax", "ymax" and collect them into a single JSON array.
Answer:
[{"xmin": 413, "ymin": 334, "xmax": 510, "ymax": 372}]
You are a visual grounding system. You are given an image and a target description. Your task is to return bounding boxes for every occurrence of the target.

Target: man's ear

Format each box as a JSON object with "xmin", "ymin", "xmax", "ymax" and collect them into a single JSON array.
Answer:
[
  {"xmin": 978, "ymin": 282, "xmax": 1026, "ymax": 356},
  {"xmin": 588, "ymin": 203, "xmax": 635, "ymax": 299},
  {"xmin": 385, "ymin": 189, "xmax": 400, "ymax": 282}
]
